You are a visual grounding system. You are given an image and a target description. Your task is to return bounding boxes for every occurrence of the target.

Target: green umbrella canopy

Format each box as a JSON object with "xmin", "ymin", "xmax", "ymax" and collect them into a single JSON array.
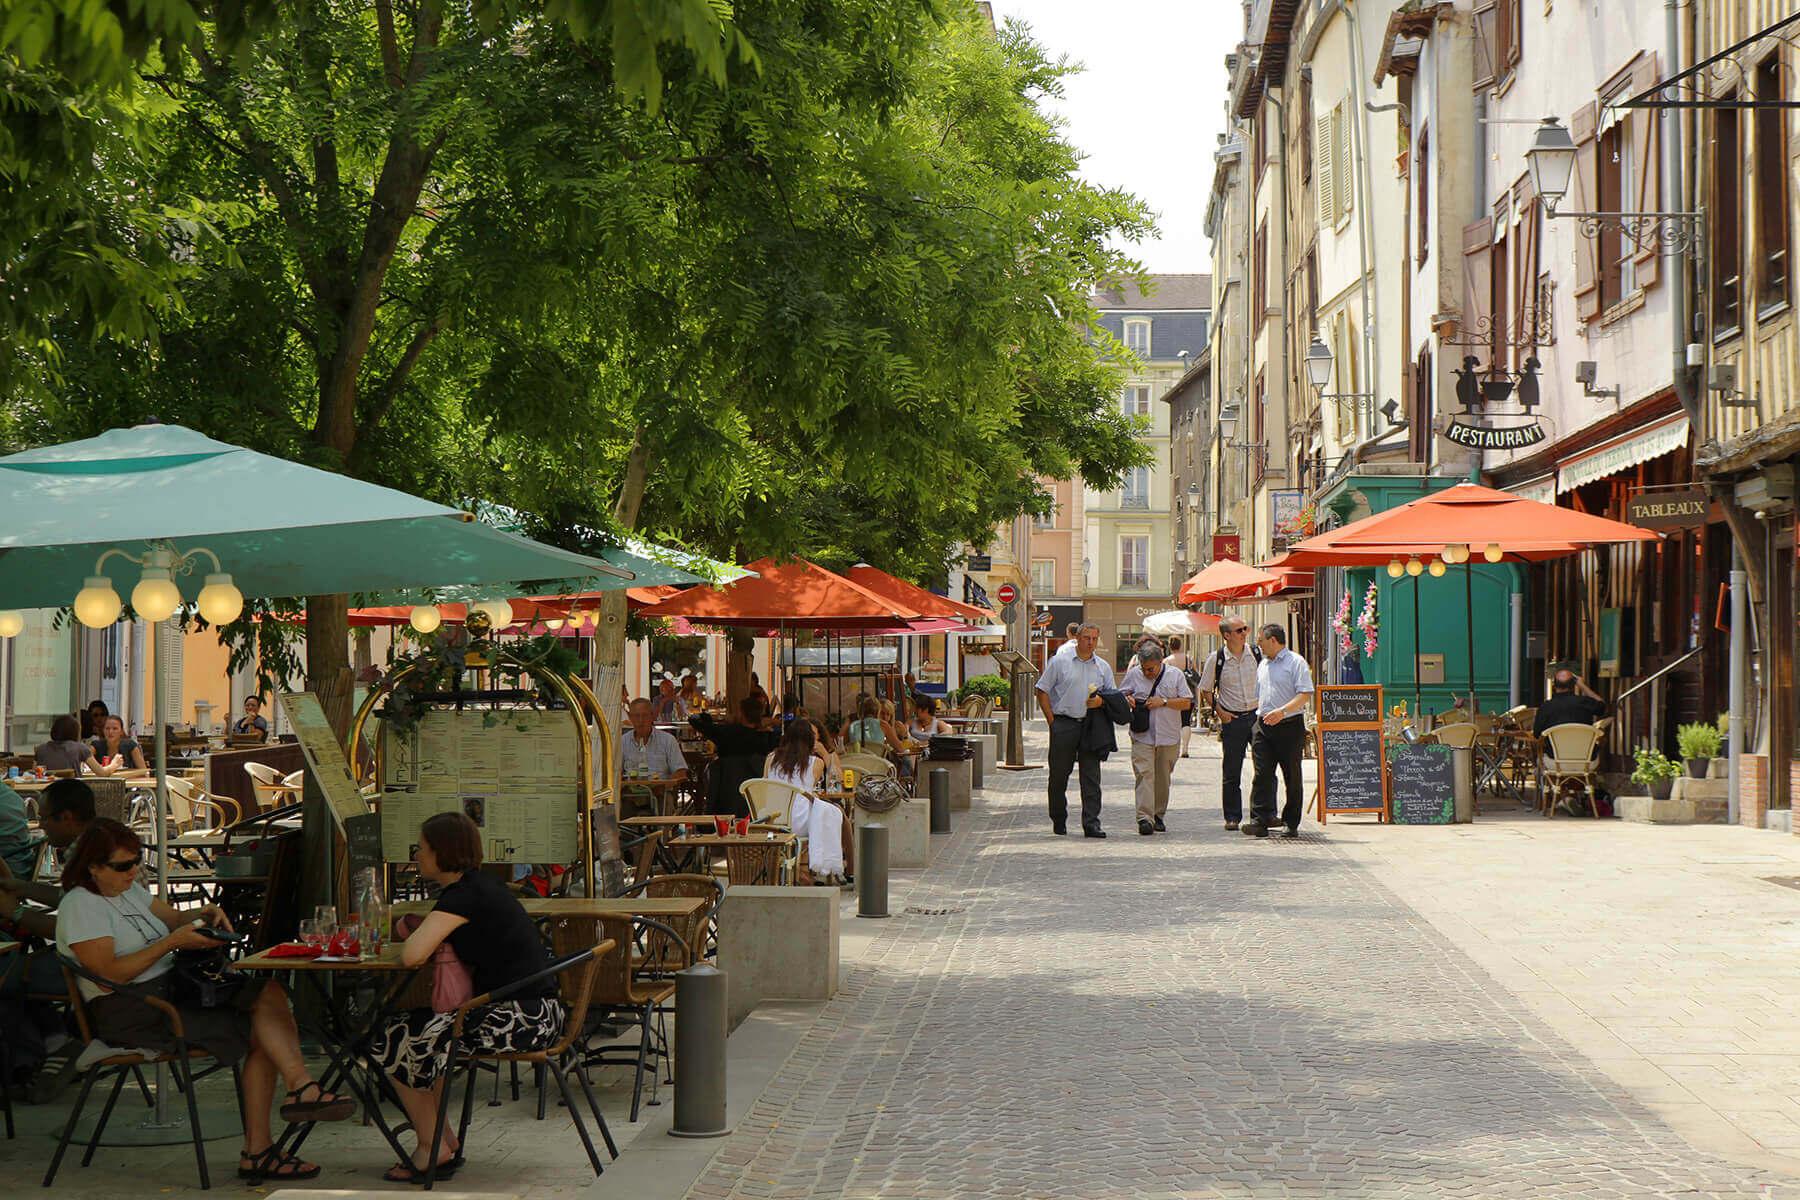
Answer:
[{"xmin": 0, "ymin": 424, "xmax": 675, "ymax": 610}]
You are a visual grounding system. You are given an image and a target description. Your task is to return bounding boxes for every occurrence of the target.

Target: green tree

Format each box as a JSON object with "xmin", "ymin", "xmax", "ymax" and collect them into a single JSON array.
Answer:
[{"xmin": 16, "ymin": 0, "xmax": 1151, "ymax": 733}]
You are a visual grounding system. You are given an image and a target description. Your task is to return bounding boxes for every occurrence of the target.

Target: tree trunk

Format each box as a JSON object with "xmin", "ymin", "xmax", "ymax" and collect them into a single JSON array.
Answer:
[
  {"xmin": 725, "ymin": 628, "xmax": 755, "ymax": 715},
  {"xmin": 586, "ymin": 428, "xmax": 653, "ymax": 895},
  {"xmin": 306, "ymin": 595, "xmax": 355, "ymax": 745}
]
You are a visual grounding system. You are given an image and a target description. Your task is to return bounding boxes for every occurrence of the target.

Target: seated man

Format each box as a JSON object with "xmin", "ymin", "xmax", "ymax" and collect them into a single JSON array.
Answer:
[
  {"xmin": 651, "ymin": 677, "xmax": 688, "ymax": 723},
  {"xmin": 232, "ymin": 694, "xmax": 270, "ymax": 741},
  {"xmin": 0, "ymin": 779, "xmax": 97, "ymax": 1083},
  {"xmin": 1532, "ymin": 669, "xmax": 1606, "ymax": 738},
  {"xmin": 618, "ymin": 698, "xmax": 688, "ymax": 818},
  {"xmin": 0, "ymin": 776, "xmax": 39, "ymax": 881}
]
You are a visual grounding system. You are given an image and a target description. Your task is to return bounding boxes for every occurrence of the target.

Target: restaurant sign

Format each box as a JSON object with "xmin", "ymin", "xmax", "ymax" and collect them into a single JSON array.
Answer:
[
  {"xmin": 1211, "ymin": 532, "xmax": 1241, "ymax": 562},
  {"xmin": 1444, "ymin": 419, "xmax": 1545, "ymax": 450},
  {"xmin": 1626, "ymin": 487, "xmax": 1708, "ymax": 530}
]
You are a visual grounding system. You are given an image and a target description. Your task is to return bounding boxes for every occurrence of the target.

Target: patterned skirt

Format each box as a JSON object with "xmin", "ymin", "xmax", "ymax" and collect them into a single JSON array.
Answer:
[{"xmin": 369, "ymin": 997, "xmax": 565, "ymax": 1089}]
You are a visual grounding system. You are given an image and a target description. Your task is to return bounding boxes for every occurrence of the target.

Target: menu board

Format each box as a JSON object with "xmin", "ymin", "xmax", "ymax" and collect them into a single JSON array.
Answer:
[
  {"xmin": 1314, "ymin": 684, "xmax": 1386, "ymax": 823},
  {"xmin": 280, "ymin": 692, "xmax": 372, "ymax": 828},
  {"xmin": 1387, "ymin": 742, "xmax": 1457, "ymax": 824},
  {"xmin": 1317, "ymin": 686, "xmax": 1382, "ymax": 725},
  {"xmin": 379, "ymin": 708, "xmax": 580, "ymax": 865}
]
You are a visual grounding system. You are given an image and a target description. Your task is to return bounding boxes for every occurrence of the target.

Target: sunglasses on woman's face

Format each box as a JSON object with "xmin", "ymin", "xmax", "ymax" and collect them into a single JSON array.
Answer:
[{"xmin": 100, "ymin": 855, "xmax": 143, "ymax": 873}]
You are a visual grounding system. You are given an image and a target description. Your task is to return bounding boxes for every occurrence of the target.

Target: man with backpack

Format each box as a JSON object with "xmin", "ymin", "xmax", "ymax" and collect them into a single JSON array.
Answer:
[
  {"xmin": 1195, "ymin": 615, "xmax": 1260, "ymax": 831},
  {"xmin": 1166, "ymin": 635, "xmax": 1198, "ymax": 757}
]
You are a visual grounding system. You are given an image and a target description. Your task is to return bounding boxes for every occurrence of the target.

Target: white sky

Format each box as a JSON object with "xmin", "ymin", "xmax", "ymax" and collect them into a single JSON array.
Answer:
[{"xmin": 990, "ymin": 0, "xmax": 1234, "ymax": 275}]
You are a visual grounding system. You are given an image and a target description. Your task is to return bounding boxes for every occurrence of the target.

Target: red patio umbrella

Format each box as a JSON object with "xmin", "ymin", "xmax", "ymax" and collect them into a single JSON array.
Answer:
[
  {"xmin": 843, "ymin": 563, "xmax": 997, "ymax": 622},
  {"xmin": 1176, "ymin": 559, "xmax": 1282, "ymax": 605}
]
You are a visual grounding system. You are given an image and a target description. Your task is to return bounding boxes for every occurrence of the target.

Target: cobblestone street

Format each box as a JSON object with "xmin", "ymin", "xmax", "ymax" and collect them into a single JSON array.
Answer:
[{"xmin": 680, "ymin": 726, "xmax": 1787, "ymax": 1200}]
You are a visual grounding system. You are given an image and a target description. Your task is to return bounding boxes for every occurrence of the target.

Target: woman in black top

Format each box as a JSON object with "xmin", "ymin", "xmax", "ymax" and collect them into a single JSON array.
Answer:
[
  {"xmin": 690, "ymin": 695, "xmax": 781, "ymax": 816},
  {"xmin": 369, "ymin": 813, "xmax": 560, "ymax": 1183}
]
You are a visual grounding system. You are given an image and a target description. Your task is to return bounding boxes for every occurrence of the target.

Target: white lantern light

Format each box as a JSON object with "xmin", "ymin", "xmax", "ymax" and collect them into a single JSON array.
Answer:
[
  {"xmin": 0, "ymin": 611, "xmax": 22, "ymax": 639},
  {"xmin": 1304, "ymin": 337, "xmax": 1334, "ymax": 392},
  {"xmin": 131, "ymin": 562, "xmax": 182, "ymax": 622},
  {"xmin": 544, "ymin": 618, "xmax": 565, "ymax": 631},
  {"xmin": 475, "ymin": 600, "xmax": 514, "ymax": 629},
  {"xmin": 1427, "ymin": 558, "xmax": 1447, "ymax": 578},
  {"xmin": 1525, "ymin": 117, "xmax": 1578, "ymax": 210},
  {"xmin": 196, "ymin": 573, "xmax": 244, "ymax": 625},
  {"xmin": 1443, "ymin": 544, "xmax": 1463, "ymax": 564},
  {"xmin": 1405, "ymin": 558, "xmax": 1424, "ymax": 577},
  {"xmin": 1386, "ymin": 559, "xmax": 1404, "ymax": 579},
  {"xmin": 75, "ymin": 576, "xmax": 123, "ymax": 628},
  {"xmin": 409, "ymin": 605, "xmax": 442, "ymax": 633},
  {"xmin": 1484, "ymin": 543, "xmax": 1504, "ymax": 563}
]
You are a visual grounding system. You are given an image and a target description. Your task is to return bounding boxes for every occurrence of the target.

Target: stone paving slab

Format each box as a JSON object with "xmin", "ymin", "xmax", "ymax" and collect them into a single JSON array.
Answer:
[{"xmin": 675, "ymin": 726, "xmax": 1784, "ymax": 1199}]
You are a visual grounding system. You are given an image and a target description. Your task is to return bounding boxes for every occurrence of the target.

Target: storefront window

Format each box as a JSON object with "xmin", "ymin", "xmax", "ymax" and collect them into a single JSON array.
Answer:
[
  {"xmin": 10, "ymin": 608, "xmax": 73, "ymax": 745},
  {"xmin": 1114, "ymin": 624, "xmax": 1142, "ymax": 672}
]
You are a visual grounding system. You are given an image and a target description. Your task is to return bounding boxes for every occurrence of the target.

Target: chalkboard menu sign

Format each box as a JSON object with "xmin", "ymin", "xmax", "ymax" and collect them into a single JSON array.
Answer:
[
  {"xmin": 344, "ymin": 811, "xmax": 384, "ymax": 878},
  {"xmin": 1314, "ymin": 684, "xmax": 1386, "ymax": 823},
  {"xmin": 1387, "ymin": 743, "xmax": 1456, "ymax": 824},
  {"xmin": 1317, "ymin": 686, "xmax": 1382, "ymax": 725}
]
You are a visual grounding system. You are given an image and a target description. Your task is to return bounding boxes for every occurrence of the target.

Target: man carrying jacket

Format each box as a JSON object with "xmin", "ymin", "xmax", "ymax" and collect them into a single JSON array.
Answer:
[{"xmin": 1036, "ymin": 622, "xmax": 1115, "ymax": 838}]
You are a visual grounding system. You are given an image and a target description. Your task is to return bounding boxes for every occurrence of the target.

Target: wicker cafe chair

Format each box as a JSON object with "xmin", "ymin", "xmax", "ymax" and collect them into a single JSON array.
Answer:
[
  {"xmin": 738, "ymin": 779, "xmax": 808, "ymax": 883},
  {"xmin": 1540, "ymin": 723, "xmax": 1605, "ymax": 818},
  {"xmin": 558, "ymin": 913, "xmax": 690, "ymax": 1123},
  {"xmin": 839, "ymin": 752, "xmax": 895, "ymax": 780},
  {"xmin": 1433, "ymin": 723, "xmax": 1478, "ymax": 750},
  {"xmin": 423, "ymin": 940, "xmax": 619, "ymax": 1189},
  {"xmin": 617, "ymin": 874, "xmax": 724, "ymax": 971},
  {"xmin": 45, "ymin": 958, "xmax": 242, "ymax": 1190}
]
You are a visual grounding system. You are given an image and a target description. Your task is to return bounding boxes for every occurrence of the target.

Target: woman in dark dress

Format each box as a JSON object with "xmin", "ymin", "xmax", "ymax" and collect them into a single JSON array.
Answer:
[
  {"xmin": 689, "ymin": 695, "xmax": 781, "ymax": 817},
  {"xmin": 370, "ymin": 813, "xmax": 562, "ymax": 1183}
]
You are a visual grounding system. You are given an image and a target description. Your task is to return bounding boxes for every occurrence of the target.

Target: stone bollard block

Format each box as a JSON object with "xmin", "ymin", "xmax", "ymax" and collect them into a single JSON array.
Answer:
[{"xmin": 717, "ymin": 885, "xmax": 839, "ymax": 1030}]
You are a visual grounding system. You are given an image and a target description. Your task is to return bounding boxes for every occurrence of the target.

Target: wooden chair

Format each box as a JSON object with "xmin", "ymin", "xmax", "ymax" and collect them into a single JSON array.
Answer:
[
  {"xmin": 552, "ymin": 914, "xmax": 689, "ymax": 1123},
  {"xmin": 425, "ymin": 940, "xmax": 618, "ymax": 1188},
  {"xmin": 1540, "ymin": 723, "xmax": 1604, "ymax": 817},
  {"xmin": 738, "ymin": 778, "xmax": 807, "ymax": 883},
  {"xmin": 45, "ymin": 957, "xmax": 241, "ymax": 1190}
]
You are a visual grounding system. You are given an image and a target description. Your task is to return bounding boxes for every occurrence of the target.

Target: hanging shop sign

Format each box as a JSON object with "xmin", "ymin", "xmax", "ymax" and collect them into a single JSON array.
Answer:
[
  {"xmin": 1444, "ymin": 419, "xmax": 1546, "ymax": 450},
  {"xmin": 1625, "ymin": 486, "xmax": 1708, "ymax": 530},
  {"xmin": 1212, "ymin": 532, "xmax": 1241, "ymax": 562}
]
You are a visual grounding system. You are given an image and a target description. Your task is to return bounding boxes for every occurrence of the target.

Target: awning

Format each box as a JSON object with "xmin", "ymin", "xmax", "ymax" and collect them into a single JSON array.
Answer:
[
  {"xmin": 1557, "ymin": 414, "xmax": 1689, "ymax": 494},
  {"xmin": 1509, "ymin": 475, "xmax": 1557, "ymax": 505}
]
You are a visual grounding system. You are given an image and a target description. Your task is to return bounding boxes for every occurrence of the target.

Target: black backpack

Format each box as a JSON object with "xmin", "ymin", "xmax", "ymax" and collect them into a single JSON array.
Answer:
[{"xmin": 1209, "ymin": 647, "xmax": 1262, "ymax": 708}]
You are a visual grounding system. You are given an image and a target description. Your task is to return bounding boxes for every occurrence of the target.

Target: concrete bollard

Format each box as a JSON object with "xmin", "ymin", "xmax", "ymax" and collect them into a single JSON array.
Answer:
[
  {"xmin": 857, "ymin": 823, "xmax": 889, "ymax": 918},
  {"xmin": 669, "ymin": 963, "xmax": 730, "ymax": 1138},
  {"xmin": 929, "ymin": 767, "xmax": 951, "ymax": 834}
]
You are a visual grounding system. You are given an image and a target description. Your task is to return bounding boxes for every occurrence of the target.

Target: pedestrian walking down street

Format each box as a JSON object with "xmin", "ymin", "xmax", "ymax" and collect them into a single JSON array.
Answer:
[
  {"xmin": 1164, "ymin": 635, "xmax": 1197, "ymax": 758},
  {"xmin": 1197, "ymin": 615, "xmax": 1261, "ymax": 830},
  {"xmin": 1035, "ymin": 622, "xmax": 1115, "ymax": 838},
  {"xmin": 1120, "ymin": 643, "xmax": 1192, "ymax": 835},
  {"xmin": 1243, "ymin": 623, "xmax": 1313, "ymax": 840}
]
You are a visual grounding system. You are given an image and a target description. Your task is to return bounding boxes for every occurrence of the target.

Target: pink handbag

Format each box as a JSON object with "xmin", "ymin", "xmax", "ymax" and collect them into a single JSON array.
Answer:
[{"xmin": 394, "ymin": 914, "xmax": 474, "ymax": 1013}]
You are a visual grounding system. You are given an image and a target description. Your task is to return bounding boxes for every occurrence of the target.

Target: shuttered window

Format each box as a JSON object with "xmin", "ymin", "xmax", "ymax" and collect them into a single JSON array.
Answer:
[
  {"xmin": 1713, "ymin": 92, "xmax": 1744, "ymax": 334},
  {"xmin": 1316, "ymin": 108, "xmax": 1335, "ymax": 226},
  {"xmin": 1757, "ymin": 56, "xmax": 1790, "ymax": 314}
]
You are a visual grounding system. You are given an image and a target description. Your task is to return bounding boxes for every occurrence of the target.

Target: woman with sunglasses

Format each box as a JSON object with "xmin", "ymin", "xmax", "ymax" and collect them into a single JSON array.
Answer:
[{"xmin": 55, "ymin": 819, "xmax": 352, "ymax": 1180}]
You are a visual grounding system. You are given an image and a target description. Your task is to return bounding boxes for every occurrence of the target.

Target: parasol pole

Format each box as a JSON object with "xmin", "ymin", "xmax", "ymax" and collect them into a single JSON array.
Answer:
[
  {"xmin": 1466, "ymin": 559, "xmax": 1477, "ymax": 714},
  {"xmin": 1412, "ymin": 573, "xmax": 1423, "ymax": 719},
  {"xmin": 148, "ymin": 616, "xmax": 175, "ymax": 1128}
]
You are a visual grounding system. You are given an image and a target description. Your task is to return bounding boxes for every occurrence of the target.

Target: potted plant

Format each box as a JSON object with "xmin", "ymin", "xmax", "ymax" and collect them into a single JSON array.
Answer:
[
  {"xmin": 1631, "ymin": 747, "xmax": 1680, "ymax": 800},
  {"xmin": 1676, "ymin": 721, "xmax": 1723, "ymax": 779}
]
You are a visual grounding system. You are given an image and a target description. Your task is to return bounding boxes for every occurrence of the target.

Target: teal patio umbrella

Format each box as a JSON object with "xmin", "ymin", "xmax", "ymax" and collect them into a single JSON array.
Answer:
[{"xmin": 0, "ymin": 423, "xmax": 696, "ymax": 1129}]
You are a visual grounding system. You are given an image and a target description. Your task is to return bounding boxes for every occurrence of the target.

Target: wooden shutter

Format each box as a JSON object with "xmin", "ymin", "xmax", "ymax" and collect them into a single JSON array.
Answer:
[
  {"xmin": 1316, "ymin": 109, "xmax": 1335, "ymax": 225},
  {"xmin": 1472, "ymin": 3, "xmax": 1497, "ymax": 90},
  {"xmin": 1336, "ymin": 102, "xmax": 1353, "ymax": 220},
  {"xmin": 156, "ymin": 622, "xmax": 184, "ymax": 724},
  {"xmin": 1512, "ymin": 187, "xmax": 1539, "ymax": 352},
  {"xmin": 1630, "ymin": 53, "xmax": 1662, "ymax": 288},
  {"xmin": 1463, "ymin": 216, "xmax": 1494, "ymax": 350},
  {"xmin": 1571, "ymin": 101, "xmax": 1602, "ymax": 321}
]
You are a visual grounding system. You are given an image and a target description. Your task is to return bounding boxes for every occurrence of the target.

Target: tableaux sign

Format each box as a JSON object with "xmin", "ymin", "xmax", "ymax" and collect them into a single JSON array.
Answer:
[
  {"xmin": 1313, "ymin": 685, "xmax": 1387, "ymax": 823},
  {"xmin": 1625, "ymin": 488, "xmax": 1707, "ymax": 530}
]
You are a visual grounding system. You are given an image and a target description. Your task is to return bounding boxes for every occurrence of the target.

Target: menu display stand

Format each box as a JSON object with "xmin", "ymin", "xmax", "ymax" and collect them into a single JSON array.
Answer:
[{"xmin": 1313, "ymin": 685, "xmax": 1388, "ymax": 824}]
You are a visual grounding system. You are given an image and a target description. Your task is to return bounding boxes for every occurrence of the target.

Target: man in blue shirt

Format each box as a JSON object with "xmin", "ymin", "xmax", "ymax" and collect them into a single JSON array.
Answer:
[
  {"xmin": 1035, "ymin": 623, "xmax": 1114, "ymax": 837},
  {"xmin": 1244, "ymin": 623, "xmax": 1315, "ymax": 839}
]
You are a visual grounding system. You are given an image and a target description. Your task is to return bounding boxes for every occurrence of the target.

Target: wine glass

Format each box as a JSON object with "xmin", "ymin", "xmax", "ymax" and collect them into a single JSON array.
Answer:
[{"xmin": 298, "ymin": 918, "xmax": 321, "ymax": 949}]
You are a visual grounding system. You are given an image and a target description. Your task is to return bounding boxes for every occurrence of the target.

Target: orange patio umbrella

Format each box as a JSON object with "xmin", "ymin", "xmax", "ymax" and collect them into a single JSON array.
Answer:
[
  {"xmin": 1281, "ymin": 483, "xmax": 1659, "ymax": 713},
  {"xmin": 843, "ymin": 563, "xmax": 997, "ymax": 623},
  {"xmin": 1176, "ymin": 558, "xmax": 1282, "ymax": 605}
]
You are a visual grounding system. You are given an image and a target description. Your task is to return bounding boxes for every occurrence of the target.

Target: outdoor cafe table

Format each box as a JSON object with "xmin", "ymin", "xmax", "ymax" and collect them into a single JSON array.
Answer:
[
  {"xmin": 619, "ymin": 775, "xmax": 694, "ymax": 816},
  {"xmin": 392, "ymin": 894, "xmax": 707, "ymax": 922},
  {"xmin": 232, "ymin": 943, "xmax": 421, "ymax": 1179}
]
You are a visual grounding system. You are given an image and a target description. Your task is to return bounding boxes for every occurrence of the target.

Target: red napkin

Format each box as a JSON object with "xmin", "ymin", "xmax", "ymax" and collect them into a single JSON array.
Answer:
[{"xmin": 266, "ymin": 942, "xmax": 323, "ymax": 958}]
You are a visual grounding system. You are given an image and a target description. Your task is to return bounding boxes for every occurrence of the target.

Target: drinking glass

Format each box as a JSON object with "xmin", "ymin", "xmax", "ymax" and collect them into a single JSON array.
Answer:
[
  {"xmin": 314, "ymin": 905, "xmax": 337, "ymax": 939},
  {"xmin": 713, "ymin": 815, "xmax": 731, "ymax": 837},
  {"xmin": 298, "ymin": 918, "xmax": 321, "ymax": 949},
  {"xmin": 734, "ymin": 816, "xmax": 750, "ymax": 836}
]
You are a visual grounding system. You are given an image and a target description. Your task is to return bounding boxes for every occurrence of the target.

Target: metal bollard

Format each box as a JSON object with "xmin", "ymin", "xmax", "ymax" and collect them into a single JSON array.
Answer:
[
  {"xmin": 929, "ymin": 767, "xmax": 951, "ymax": 834},
  {"xmin": 669, "ymin": 964, "xmax": 730, "ymax": 1138},
  {"xmin": 857, "ymin": 823, "xmax": 889, "ymax": 918}
]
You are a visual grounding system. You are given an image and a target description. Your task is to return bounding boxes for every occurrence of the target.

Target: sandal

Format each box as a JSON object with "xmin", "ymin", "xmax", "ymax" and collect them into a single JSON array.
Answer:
[
  {"xmin": 383, "ymin": 1161, "xmax": 459, "ymax": 1184},
  {"xmin": 279, "ymin": 1080, "xmax": 356, "ymax": 1122},
  {"xmin": 238, "ymin": 1148, "xmax": 322, "ymax": 1181}
]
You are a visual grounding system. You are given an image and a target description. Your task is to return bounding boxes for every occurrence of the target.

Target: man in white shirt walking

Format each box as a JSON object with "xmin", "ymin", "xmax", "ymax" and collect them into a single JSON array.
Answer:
[
  {"xmin": 1243, "ymin": 624, "xmax": 1315, "ymax": 839},
  {"xmin": 1196, "ymin": 615, "xmax": 1260, "ymax": 830},
  {"xmin": 1035, "ymin": 623, "xmax": 1114, "ymax": 837}
]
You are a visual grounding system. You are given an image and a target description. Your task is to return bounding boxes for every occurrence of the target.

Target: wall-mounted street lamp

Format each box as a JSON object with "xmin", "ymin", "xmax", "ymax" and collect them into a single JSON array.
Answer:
[
  {"xmin": 1526, "ymin": 116, "xmax": 1702, "ymax": 254},
  {"xmin": 1305, "ymin": 338, "xmax": 1405, "ymax": 432}
]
